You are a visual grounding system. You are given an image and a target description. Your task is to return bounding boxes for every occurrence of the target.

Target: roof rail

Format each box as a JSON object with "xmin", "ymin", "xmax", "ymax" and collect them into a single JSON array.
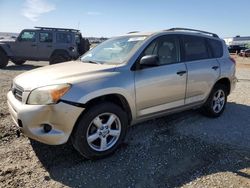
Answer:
[
  {"xmin": 127, "ymin": 31, "xmax": 140, "ymax": 34},
  {"xmin": 167, "ymin": 28, "xmax": 219, "ymax": 38},
  {"xmin": 34, "ymin": 26, "xmax": 80, "ymax": 32}
]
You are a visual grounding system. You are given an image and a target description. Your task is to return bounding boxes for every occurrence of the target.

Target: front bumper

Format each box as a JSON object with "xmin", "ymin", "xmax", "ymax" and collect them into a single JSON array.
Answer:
[{"xmin": 7, "ymin": 91, "xmax": 84, "ymax": 145}]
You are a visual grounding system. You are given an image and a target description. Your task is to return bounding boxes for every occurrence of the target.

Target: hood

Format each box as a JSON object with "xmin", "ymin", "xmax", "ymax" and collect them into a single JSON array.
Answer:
[
  {"xmin": 0, "ymin": 39, "xmax": 15, "ymax": 43},
  {"xmin": 14, "ymin": 61, "xmax": 117, "ymax": 91}
]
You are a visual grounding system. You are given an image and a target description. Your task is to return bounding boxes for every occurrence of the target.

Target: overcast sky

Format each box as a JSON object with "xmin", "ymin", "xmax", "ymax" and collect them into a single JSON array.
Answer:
[{"xmin": 0, "ymin": 0, "xmax": 249, "ymax": 38}]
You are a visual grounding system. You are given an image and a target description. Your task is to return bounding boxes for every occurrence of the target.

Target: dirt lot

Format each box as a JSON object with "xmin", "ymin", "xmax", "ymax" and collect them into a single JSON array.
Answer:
[{"xmin": 0, "ymin": 58, "xmax": 250, "ymax": 188}]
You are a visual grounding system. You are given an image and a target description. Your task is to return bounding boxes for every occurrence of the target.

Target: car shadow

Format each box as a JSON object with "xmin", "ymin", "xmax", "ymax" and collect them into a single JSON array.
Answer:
[
  {"xmin": 4, "ymin": 64, "xmax": 43, "ymax": 71},
  {"xmin": 30, "ymin": 102, "xmax": 250, "ymax": 187}
]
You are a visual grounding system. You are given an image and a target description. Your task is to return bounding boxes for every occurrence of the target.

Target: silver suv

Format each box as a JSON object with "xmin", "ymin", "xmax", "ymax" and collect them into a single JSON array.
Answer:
[{"xmin": 7, "ymin": 28, "xmax": 237, "ymax": 159}]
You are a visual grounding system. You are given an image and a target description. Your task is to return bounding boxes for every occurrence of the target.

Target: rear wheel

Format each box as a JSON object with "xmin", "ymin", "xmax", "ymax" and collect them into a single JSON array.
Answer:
[
  {"xmin": 12, "ymin": 60, "xmax": 26, "ymax": 65},
  {"xmin": 71, "ymin": 102, "xmax": 128, "ymax": 159},
  {"xmin": 49, "ymin": 52, "xmax": 70, "ymax": 65},
  {"xmin": 201, "ymin": 84, "xmax": 227, "ymax": 118},
  {"xmin": 0, "ymin": 50, "xmax": 9, "ymax": 68}
]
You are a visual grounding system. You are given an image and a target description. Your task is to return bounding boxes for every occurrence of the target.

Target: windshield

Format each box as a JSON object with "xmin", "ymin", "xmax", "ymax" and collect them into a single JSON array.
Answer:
[{"xmin": 80, "ymin": 36, "xmax": 147, "ymax": 64}]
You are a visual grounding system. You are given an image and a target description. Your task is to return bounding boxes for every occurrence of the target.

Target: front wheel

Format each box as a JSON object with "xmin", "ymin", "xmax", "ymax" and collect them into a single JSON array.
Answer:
[
  {"xmin": 201, "ymin": 84, "xmax": 227, "ymax": 118},
  {"xmin": 0, "ymin": 50, "xmax": 9, "ymax": 68},
  {"xmin": 49, "ymin": 53, "xmax": 70, "ymax": 65},
  {"xmin": 71, "ymin": 102, "xmax": 128, "ymax": 159}
]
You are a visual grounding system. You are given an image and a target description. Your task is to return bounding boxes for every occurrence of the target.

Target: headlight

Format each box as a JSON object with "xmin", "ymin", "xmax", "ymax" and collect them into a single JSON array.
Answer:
[{"xmin": 27, "ymin": 84, "xmax": 71, "ymax": 105}]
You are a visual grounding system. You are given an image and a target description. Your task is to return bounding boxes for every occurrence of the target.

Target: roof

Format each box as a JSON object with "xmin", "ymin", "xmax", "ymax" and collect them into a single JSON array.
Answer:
[
  {"xmin": 123, "ymin": 28, "xmax": 219, "ymax": 39},
  {"xmin": 34, "ymin": 27, "xmax": 80, "ymax": 33}
]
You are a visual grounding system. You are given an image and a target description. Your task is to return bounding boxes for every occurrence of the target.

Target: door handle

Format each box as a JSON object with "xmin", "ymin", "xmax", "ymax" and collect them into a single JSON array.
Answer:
[
  {"xmin": 31, "ymin": 44, "xmax": 37, "ymax": 47},
  {"xmin": 47, "ymin": 45, "xmax": 52, "ymax": 47},
  {"xmin": 212, "ymin": 66, "xmax": 219, "ymax": 70},
  {"xmin": 176, "ymin": 71, "xmax": 187, "ymax": 76}
]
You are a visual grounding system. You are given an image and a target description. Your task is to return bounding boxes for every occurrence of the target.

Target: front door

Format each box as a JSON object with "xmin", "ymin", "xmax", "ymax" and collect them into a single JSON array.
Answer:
[
  {"xmin": 13, "ymin": 30, "xmax": 38, "ymax": 59},
  {"xmin": 135, "ymin": 35, "xmax": 187, "ymax": 117}
]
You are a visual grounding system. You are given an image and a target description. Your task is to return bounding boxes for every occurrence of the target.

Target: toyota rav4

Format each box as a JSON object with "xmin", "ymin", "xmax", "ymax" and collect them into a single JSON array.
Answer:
[{"xmin": 7, "ymin": 28, "xmax": 237, "ymax": 159}]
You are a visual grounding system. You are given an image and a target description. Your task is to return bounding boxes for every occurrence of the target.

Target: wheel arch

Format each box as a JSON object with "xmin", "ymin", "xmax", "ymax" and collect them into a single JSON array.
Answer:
[
  {"xmin": 50, "ymin": 49, "xmax": 69, "ymax": 57},
  {"xmin": 0, "ymin": 45, "xmax": 10, "ymax": 68},
  {"xmin": 49, "ymin": 49, "xmax": 71, "ymax": 64},
  {"xmin": 213, "ymin": 77, "xmax": 231, "ymax": 95},
  {"xmin": 84, "ymin": 93, "xmax": 132, "ymax": 124},
  {"xmin": 0, "ymin": 45, "xmax": 11, "ymax": 56},
  {"xmin": 71, "ymin": 93, "xmax": 133, "ymax": 138}
]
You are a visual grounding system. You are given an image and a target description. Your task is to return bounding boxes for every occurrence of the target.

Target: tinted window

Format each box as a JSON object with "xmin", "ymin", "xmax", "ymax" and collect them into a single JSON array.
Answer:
[
  {"xmin": 208, "ymin": 39, "xmax": 223, "ymax": 58},
  {"xmin": 56, "ymin": 33, "xmax": 72, "ymax": 43},
  {"xmin": 144, "ymin": 41, "xmax": 157, "ymax": 56},
  {"xmin": 183, "ymin": 36, "xmax": 209, "ymax": 61},
  {"xmin": 20, "ymin": 31, "xmax": 36, "ymax": 42},
  {"xmin": 143, "ymin": 36, "xmax": 179, "ymax": 65},
  {"xmin": 39, "ymin": 32, "xmax": 53, "ymax": 43},
  {"xmin": 75, "ymin": 34, "xmax": 80, "ymax": 44}
]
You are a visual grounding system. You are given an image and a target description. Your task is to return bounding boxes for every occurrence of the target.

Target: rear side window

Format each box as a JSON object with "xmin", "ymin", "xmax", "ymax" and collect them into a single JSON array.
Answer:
[
  {"xmin": 75, "ymin": 34, "xmax": 80, "ymax": 44},
  {"xmin": 39, "ymin": 32, "xmax": 53, "ymax": 43},
  {"xmin": 183, "ymin": 35, "xmax": 209, "ymax": 61},
  {"xmin": 208, "ymin": 39, "xmax": 223, "ymax": 58},
  {"xmin": 56, "ymin": 33, "xmax": 72, "ymax": 43}
]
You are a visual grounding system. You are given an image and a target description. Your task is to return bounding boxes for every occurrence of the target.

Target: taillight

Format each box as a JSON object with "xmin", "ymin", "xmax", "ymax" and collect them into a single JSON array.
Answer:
[{"xmin": 230, "ymin": 57, "xmax": 236, "ymax": 64}]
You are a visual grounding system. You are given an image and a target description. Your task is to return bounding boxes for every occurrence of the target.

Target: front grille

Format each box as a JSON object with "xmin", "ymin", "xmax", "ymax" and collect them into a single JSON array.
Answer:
[{"xmin": 12, "ymin": 84, "xmax": 24, "ymax": 102}]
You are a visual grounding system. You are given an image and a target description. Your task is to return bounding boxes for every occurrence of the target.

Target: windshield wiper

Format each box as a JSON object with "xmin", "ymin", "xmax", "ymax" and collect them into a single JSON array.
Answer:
[{"xmin": 84, "ymin": 60, "xmax": 101, "ymax": 64}]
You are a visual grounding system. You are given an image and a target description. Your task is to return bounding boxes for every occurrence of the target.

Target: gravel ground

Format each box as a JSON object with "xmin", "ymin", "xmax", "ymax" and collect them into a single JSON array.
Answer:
[{"xmin": 0, "ymin": 59, "xmax": 250, "ymax": 188}]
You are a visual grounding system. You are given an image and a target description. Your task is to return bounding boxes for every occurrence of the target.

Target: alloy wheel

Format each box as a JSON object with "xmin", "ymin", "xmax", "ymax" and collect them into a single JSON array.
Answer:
[
  {"xmin": 212, "ymin": 89, "xmax": 225, "ymax": 113},
  {"xmin": 86, "ymin": 113, "xmax": 121, "ymax": 152}
]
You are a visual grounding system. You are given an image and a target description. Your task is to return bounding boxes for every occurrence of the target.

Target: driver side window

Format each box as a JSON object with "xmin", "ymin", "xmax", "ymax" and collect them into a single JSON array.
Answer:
[
  {"xmin": 20, "ymin": 31, "xmax": 36, "ymax": 42},
  {"xmin": 144, "ymin": 41, "xmax": 157, "ymax": 56},
  {"xmin": 142, "ymin": 36, "xmax": 180, "ymax": 65}
]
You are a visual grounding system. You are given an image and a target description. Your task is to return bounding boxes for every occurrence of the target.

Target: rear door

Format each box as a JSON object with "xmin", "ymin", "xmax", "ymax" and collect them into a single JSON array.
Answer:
[
  {"xmin": 37, "ymin": 31, "xmax": 54, "ymax": 60},
  {"xmin": 135, "ymin": 35, "xmax": 187, "ymax": 117},
  {"xmin": 56, "ymin": 32, "xmax": 72, "ymax": 50},
  {"xmin": 181, "ymin": 35, "xmax": 220, "ymax": 104}
]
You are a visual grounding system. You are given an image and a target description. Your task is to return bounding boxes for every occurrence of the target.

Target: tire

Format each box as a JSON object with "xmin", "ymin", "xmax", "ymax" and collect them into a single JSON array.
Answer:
[
  {"xmin": 12, "ymin": 60, "xmax": 26, "ymax": 65},
  {"xmin": 201, "ymin": 84, "xmax": 227, "ymax": 118},
  {"xmin": 71, "ymin": 102, "xmax": 128, "ymax": 159},
  {"xmin": 0, "ymin": 50, "xmax": 9, "ymax": 68},
  {"xmin": 49, "ymin": 53, "xmax": 70, "ymax": 65}
]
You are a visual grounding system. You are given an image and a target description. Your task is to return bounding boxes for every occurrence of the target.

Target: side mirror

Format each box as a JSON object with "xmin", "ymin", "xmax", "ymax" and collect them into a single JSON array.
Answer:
[
  {"xmin": 139, "ymin": 55, "xmax": 159, "ymax": 67},
  {"xmin": 16, "ymin": 36, "xmax": 22, "ymax": 42}
]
